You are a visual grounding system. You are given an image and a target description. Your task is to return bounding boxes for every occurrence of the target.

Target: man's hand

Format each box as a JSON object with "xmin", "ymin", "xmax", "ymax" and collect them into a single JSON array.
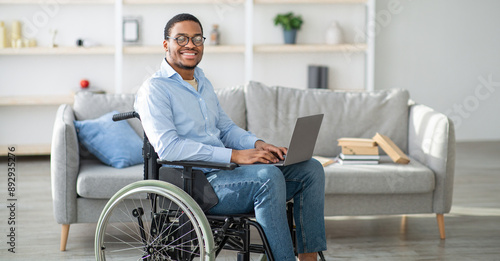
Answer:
[
  {"xmin": 255, "ymin": 140, "xmax": 287, "ymax": 160},
  {"xmin": 230, "ymin": 141, "xmax": 287, "ymax": 165}
]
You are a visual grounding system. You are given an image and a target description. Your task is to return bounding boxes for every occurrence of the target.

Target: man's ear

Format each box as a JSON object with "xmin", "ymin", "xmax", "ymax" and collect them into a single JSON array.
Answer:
[{"xmin": 163, "ymin": 40, "xmax": 168, "ymax": 52}]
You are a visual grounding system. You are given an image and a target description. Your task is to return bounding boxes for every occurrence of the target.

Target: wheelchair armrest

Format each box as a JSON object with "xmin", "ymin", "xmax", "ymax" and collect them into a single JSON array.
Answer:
[{"xmin": 157, "ymin": 160, "xmax": 238, "ymax": 171}]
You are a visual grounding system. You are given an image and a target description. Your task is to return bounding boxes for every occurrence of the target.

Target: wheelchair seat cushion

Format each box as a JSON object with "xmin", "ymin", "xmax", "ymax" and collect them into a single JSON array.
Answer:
[{"xmin": 159, "ymin": 167, "xmax": 219, "ymax": 212}]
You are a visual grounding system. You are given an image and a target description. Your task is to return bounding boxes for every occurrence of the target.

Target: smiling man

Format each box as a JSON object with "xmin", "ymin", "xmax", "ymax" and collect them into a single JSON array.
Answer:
[
  {"xmin": 134, "ymin": 13, "xmax": 326, "ymax": 261},
  {"xmin": 163, "ymin": 17, "xmax": 204, "ymax": 79}
]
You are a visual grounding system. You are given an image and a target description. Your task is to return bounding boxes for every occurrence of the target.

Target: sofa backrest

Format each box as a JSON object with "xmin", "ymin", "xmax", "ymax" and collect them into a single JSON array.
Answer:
[
  {"xmin": 214, "ymin": 85, "xmax": 247, "ymax": 130},
  {"xmin": 243, "ymin": 81, "xmax": 410, "ymax": 157},
  {"xmin": 72, "ymin": 83, "xmax": 410, "ymax": 159}
]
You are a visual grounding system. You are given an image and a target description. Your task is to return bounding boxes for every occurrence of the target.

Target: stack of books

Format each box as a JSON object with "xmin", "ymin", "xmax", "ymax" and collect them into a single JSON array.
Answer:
[{"xmin": 337, "ymin": 138, "xmax": 380, "ymax": 165}]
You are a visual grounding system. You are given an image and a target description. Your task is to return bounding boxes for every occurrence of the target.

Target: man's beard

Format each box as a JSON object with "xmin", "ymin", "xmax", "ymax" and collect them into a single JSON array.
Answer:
[
  {"xmin": 168, "ymin": 48, "xmax": 200, "ymax": 70},
  {"xmin": 177, "ymin": 63, "xmax": 197, "ymax": 70}
]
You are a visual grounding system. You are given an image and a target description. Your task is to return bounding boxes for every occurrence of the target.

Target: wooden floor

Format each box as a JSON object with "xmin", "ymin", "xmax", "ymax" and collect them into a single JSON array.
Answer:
[{"xmin": 1, "ymin": 141, "xmax": 499, "ymax": 260}]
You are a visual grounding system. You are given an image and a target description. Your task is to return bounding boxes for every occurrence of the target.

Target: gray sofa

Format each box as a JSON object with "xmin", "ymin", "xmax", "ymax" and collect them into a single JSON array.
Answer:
[{"xmin": 51, "ymin": 81, "xmax": 455, "ymax": 251}]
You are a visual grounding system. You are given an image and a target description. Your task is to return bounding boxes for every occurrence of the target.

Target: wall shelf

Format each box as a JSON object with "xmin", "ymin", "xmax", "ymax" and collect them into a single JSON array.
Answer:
[
  {"xmin": 124, "ymin": 0, "xmax": 244, "ymax": 4},
  {"xmin": 254, "ymin": 44, "xmax": 367, "ymax": 53},
  {"xmin": 0, "ymin": 46, "xmax": 115, "ymax": 55},
  {"xmin": 0, "ymin": 144, "xmax": 51, "ymax": 156},
  {"xmin": 255, "ymin": 0, "xmax": 367, "ymax": 4},
  {"xmin": 0, "ymin": 0, "xmax": 114, "ymax": 4},
  {"xmin": 0, "ymin": 95, "xmax": 74, "ymax": 106}
]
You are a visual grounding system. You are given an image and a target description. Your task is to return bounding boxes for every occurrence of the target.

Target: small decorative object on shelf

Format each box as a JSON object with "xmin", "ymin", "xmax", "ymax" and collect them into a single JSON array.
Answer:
[
  {"xmin": 50, "ymin": 29, "xmax": 58, "ymax": 48},
  {"xmin": 78, "ymin": 79, "xmax": 105, "ymax": 94},
  {"xmin": 308, "ymin": 65, "xmax": 329, "ymax": 89},
  {"xmin": 76, "ymin": 38, "xmax": 99, "ymax": 48},
  {"xmin": 80, "ymin": 79, "xmax": 90, "ymax": 89},
  {"xmin": 11, "ymin": 20, "xmax": 21, "ymax": 46},
  {"xmin": 274, "ymin": 12, "xmax": 303, "ymax": 44},
  {"xmin": 325, "ymin": 21, "xmax": 343, "ymax": 45},
  {"xmin": 0, "ymin": 21, "xmax": 7, "ymax": 48},
  {"xmin": 123, "ymin": 17, "xmax": 141, "ymax": 45},
  {"xmin": 210, "ymin": 24, "xmax": 220, "ymax": 45},
  {"xmin": 26, "ymin": 39, "xmax": 37, "ymax": 47}
]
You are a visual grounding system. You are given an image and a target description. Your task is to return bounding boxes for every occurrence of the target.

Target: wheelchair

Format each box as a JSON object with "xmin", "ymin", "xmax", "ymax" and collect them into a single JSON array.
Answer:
[{"xmin": 94, "ymin": 111, "xmax": 326, "ymax": 261}]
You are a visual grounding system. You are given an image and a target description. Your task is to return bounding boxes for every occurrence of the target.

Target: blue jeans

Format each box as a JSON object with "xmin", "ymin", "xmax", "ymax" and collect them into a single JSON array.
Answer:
[{"xmin": 206, "ymin": 159, "xmax": 326, "ymax": 261}]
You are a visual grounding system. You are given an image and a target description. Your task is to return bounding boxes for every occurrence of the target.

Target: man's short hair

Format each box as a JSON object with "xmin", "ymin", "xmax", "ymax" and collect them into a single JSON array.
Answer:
[{"xmin": 164, "ymin": 13, "xmax": 203, "ymax": 40}]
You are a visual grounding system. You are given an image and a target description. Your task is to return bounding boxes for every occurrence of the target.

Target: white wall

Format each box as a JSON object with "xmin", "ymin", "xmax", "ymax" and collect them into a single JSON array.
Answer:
[
  {"xmin": 374, "ymin": 0, "xmax": 500, "ymax": 141},
  {"xmin": 1, "ymin": 0, "xmax": 499, "ymax": 146}
]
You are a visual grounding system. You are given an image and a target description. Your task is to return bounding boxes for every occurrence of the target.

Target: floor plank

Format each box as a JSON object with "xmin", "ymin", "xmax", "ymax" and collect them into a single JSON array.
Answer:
[{"xmin": 1, "ymin": 141, "xmax": 499, "ymax": 260}]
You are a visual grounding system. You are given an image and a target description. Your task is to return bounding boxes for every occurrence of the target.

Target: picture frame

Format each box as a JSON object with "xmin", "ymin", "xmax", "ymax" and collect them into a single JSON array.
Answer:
[{"xmin": 123, "ymin": 17, "xmax": 141, "ymax": 44}]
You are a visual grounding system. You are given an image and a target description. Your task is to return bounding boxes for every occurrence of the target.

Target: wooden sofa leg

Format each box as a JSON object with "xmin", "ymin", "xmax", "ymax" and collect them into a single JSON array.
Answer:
[
  {"xmin": 436, "ymin": 214, "xmax": 446, "ymax": 240},
  {"xmin": 60, "ymin": 224, "xmax": 70, "ymax": 251}
]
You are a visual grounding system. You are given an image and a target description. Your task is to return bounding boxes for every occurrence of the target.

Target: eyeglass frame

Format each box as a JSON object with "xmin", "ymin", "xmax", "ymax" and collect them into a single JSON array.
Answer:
[{"xmin": 166, "ymin": 35, "xmax": 206, "ymax": 47}]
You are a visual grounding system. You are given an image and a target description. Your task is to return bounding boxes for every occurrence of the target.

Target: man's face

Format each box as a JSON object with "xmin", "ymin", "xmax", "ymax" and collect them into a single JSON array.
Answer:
[{"xmin": 164, "ymin": 20, "xmax": 204, "ymax": 71}]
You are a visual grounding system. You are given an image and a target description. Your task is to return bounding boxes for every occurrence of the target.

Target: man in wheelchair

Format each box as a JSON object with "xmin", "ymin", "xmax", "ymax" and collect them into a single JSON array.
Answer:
[{"xmin": 134, "ymin": 13, "xmax": 326, "ymax": 261}]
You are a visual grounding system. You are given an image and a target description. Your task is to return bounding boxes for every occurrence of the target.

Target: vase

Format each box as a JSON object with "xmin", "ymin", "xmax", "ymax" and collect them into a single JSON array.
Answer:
[
  {"xmin": 325, "ymin": 21, "xmax": 343, "ymax": 45},
  {"xmin": 283, "ymin": 29, "xmax": 297, "ymax": 44}
]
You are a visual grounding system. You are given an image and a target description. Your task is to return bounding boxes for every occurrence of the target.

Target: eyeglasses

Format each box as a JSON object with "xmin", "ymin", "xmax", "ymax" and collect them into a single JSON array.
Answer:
[{"xmin": 166, "ymin": 35, "xmax": 206, "ymax": 47}]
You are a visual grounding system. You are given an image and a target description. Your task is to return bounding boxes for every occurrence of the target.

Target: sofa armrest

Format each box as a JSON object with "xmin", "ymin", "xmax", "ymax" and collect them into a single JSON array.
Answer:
[
  {"xmin": 51, "ymin": 104, "xmax": 80, "ymax": 224},
  {"xmin": 408, "ymin": 104, "xmax": 456, "ymax": 214}
]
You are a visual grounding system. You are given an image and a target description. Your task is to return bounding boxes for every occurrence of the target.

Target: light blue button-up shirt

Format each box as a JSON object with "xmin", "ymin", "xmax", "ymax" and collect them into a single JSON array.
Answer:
[{"xmin": 134, "ymin": 59, "xmax": 258, "ymax": 169}]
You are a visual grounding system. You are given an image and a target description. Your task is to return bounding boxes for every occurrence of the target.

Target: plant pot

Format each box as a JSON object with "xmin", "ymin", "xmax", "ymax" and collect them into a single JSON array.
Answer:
[{"xmin": 283, "ymin": 29, "xmax": 297, "ymax": 44}]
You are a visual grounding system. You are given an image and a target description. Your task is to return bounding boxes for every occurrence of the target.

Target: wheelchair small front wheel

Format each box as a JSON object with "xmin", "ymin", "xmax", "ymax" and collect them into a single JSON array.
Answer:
[{"xmin": 95, "ymin": 180, "xmax": 215, "ymax": 261}]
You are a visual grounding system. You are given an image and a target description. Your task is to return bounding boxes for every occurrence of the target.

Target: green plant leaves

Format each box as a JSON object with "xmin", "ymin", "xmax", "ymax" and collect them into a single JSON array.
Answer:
[{"xmin": 274, "ymin": 12, "xmax": 303, "ymax": 31}]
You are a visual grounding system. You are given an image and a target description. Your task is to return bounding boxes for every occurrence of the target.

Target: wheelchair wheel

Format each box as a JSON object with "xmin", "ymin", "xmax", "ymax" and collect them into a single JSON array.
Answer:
[{"xmin": 95, "ymin": 180, "xmax": 215, "ymax": 261}]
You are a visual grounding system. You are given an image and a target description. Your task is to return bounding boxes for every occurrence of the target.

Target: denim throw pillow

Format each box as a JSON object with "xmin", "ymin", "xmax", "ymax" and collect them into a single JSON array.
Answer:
[{"xmin": 74, "ymin": 111, "xmax": 143, "ymax": 168}]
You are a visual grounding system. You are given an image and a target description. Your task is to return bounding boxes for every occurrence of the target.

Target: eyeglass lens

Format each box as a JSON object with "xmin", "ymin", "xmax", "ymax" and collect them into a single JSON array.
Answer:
[{"xmin": 177, "ymin": 36, "xmax": 204, "ymax": 46}]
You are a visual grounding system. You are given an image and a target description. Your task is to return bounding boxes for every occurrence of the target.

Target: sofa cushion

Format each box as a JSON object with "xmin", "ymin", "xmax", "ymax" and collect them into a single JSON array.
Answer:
[
  {"xmin": 324, "ymin": 156, "xmax": 435, "ymax": 194},
  {"xmin": 245, "ymin": 81, "xmax": 409, "ymax": 157},
  {"xmin": 73, "ymin": 91, "xmax": 142, "ymax": 136},
  {"xmin": 74, "ymin": 111, "xmax": 143, "ymax": 168},
  {"xmin": 214, "ymin": 85, "xmax": 247, "ymax": 130},
  {"xmin": 77, "ymin": 159, "xmax": 143, "ymax": 199}
]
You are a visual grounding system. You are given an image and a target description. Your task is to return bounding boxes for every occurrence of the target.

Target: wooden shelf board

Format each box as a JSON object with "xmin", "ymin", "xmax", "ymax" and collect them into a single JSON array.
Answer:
[
  {"xmin": 0, "ymin": 46, "xmax": 115, "ymax": 55},
  {"xmin": 255, "ymin": 0, "xmax": 367, "ymax": 4},
  {"xmin": 0, "ymin": 144, "xmax": 51, "ymax": 156},
  {"xmin": 0, "ymin": 0, "xmax": 114, "ymax": 4},
  {"xmin": 124, "ymin": 0, "xmax": 244, "ymax": 4},
  {"xmin": 205, "ymin": 45, "xmax": 246, "ymax": 53},
  {"xmin": 254, "ymin": 44, "xmax": 367, "ymax": 53},
  {"xmin": 0, "ymin": 95, "xmax": 73, "ymax": 106},
  {"xmin": 122, "ymin": 46, "xmax": 163, "ymax": 55},
  {"xmin": 124, "ymin": 45, "xmax": 245, "ymax": 54},
  {"xmin": 1, "ymin": 0, "xmax": 364, "ymax": 4}
]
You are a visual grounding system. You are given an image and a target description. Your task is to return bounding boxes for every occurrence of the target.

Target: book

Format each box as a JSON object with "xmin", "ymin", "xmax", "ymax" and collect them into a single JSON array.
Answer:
[
  {"xmin": 337, "ymin": 138, "xmax": 377, "ymax": 147},
  {"xmin": 342, "ymin": 145, "xmax": 379, "ymax": 155},
  {"xmin": 372, "ymin": 133, "xmax": 410, "ymax": 164},
  {"xmin": 339, "ymin": 153, "xmax": 380, "ymax": 161},
  {"xmin": 312, "ymin": 156, "xmax": 336, "ymax": 167},
  {"xmin": 337, "ymin": 157, "xmax": 379, "ymax": 165},
  {"xmin": 308, "ymin": 65, "xmax": 329, "ymax": 89}
]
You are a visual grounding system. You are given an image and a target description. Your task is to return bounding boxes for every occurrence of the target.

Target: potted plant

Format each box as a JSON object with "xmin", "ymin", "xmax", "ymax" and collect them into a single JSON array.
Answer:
[{"xmin": 274, "ymin": 12, "xmax": 303, "ymax": 44}]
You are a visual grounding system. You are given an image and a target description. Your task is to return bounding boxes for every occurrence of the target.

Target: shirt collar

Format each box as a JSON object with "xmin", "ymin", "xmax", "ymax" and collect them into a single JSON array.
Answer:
[{"xmin": 160, "ymin": 58, "xmax": 205, "ymax": 81}]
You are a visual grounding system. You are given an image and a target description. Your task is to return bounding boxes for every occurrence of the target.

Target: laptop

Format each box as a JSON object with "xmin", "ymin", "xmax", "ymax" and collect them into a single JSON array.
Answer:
[{"xmin": 251, "ymin": 114, "xmax": 324, "ymax": 166}]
